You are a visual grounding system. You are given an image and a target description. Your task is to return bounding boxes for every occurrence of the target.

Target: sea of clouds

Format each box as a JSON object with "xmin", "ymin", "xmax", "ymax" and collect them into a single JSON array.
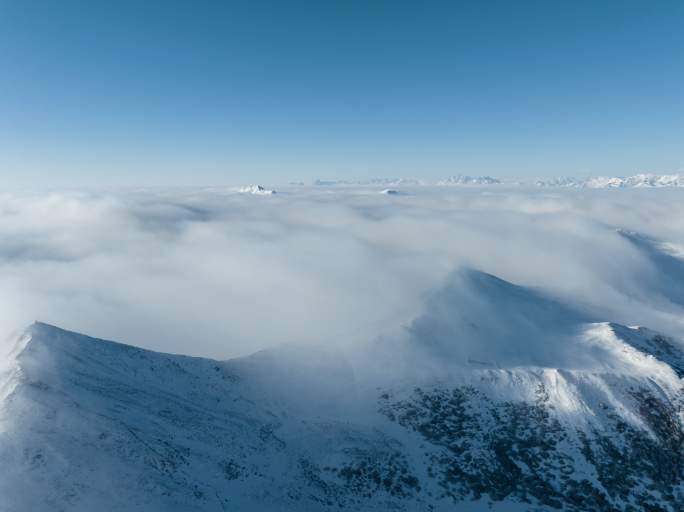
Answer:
[{"xmin": 1, "ymin": 185, "xmax": 684, "ymax": 359}]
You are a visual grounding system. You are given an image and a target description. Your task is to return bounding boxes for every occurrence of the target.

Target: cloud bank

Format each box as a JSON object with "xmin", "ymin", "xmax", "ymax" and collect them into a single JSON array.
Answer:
[{"xmin": 1, "ymin": 185, "xmax": 684, "ymax": 359}]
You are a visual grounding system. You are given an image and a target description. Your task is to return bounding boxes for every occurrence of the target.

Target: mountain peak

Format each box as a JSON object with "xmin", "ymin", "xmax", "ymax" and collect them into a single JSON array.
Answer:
[
  {"xmin": 19, "ymin": 321, "xmax": 136, "ymax": 359},
  {"xmin": 3, "ymin": 270, "xmax": 684, "ymax": 511},
  {"xmin": 27, "ymin": 320, "xmax": 70, "ymax": 338},
  {"xmin": 407, "ymin": 268, "xmax": 595, "ymax": 368}
]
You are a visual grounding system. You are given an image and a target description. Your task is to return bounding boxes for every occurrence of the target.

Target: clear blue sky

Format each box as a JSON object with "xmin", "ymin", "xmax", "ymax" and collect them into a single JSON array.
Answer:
[{"xmin": 1, "ymin": 0, "xmax": 682, "ymax": 186}]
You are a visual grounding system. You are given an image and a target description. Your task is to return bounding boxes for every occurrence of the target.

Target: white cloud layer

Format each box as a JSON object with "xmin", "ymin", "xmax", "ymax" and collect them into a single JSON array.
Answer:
[{"xmin": 1, "ymin": 186, "xmax": 684, "ymax": 359}]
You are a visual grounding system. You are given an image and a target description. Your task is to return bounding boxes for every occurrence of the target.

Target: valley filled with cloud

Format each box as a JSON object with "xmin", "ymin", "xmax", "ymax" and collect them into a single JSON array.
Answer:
[{"xmin": 1, "ymin": 185, "xmax": 683, "ymax": 360}]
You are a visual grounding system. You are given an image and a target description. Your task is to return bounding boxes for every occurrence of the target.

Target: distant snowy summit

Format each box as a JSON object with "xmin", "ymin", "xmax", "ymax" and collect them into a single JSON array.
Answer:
[
  {"xmin": 239, "ymin": 184, "xmax": 276, "ymax": 195},
  {"xmin": 534, "ymin": 177, "xmax": 587, "ymax": 188},
  {"xmin": 436, "ymin": 175, "xmax": 501, "ymax": 186},
  {"xmin": 536, "ymin": 173, "xmax": 684, "ymax": 188},
  {"xmin": 311, "ymin": 175, "xmax": 502, "ymax": 187}
]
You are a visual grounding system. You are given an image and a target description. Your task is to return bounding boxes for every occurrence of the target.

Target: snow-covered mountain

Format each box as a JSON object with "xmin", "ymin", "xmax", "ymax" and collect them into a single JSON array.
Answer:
[
  {"xmin": 437, "ymin": 175, "xmax": 502, "ymax": 186},
  {"xmin": 534, "ymin": 177, "xmax": 586, "ymax": 187},
  {"xmin": 239, "ymin": 185, "xmax": 276, "ymax": 195},
  {"xmin": 2, "ymin": 267, "xmax": 683, "ymax": 511},
  {"xmin": 536, "ymin": 173, "xmax": 684, "ymax": 188},
  {"xmin": 302, "ymin": 173, "xmax": 684, "ymax": 188}
]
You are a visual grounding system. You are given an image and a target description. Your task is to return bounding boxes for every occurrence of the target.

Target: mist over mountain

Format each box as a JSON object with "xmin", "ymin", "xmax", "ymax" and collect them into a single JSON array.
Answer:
[
  {"xmin": 1, "ymin": 186, "xmax": 684, "ymax": 510},
  {"xmin": 2, "ymin": 266, "xmax": 684, "ymax": 510},
  {"xmin": 1, "ymin": 185, "xmax": 684, "ymax": 358},
  {"xmin": 3, "ymin": 0, "xmax": 683, "ymax": 508}
]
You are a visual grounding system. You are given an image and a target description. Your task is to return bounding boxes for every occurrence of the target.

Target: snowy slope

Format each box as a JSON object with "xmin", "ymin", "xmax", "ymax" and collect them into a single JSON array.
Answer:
[{"xmin": 1, "ymin": 270, "xmax": 684, "ymax": 511}]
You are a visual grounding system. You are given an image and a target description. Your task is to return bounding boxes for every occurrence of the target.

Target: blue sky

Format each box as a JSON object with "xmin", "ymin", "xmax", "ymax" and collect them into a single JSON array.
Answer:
[{"xmin": 0, "ymin": 0, "xmax": 682, "ymax": 186}]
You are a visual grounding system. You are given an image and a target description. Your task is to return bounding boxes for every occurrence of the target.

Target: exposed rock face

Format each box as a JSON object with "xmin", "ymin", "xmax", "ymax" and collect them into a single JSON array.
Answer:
[
  {"xmin": 380, "ymin": 383, "xmax": 684, "ymax": 511},
  {"xmin": 239, "ymin": 184, "xmax": 276, "ymax": 195}
]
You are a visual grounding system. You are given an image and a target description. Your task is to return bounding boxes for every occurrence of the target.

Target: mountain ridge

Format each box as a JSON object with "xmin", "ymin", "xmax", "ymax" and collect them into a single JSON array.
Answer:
[
  {"xmin": 307, "ymin": 173, "xmax": 684, "ymax": 188},
  {"xmin": 2, "ymin": 270, "xmax": 684, "ymax": 511}
]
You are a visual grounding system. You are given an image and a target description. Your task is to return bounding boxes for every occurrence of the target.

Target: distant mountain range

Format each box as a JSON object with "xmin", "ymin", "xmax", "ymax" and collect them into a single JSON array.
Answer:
[
  {"xmin": 310, "ymin": 174, "xmax": 684, "ymax": 188},
  {"xmin": 535, "ymin": 174, "xmax": 684, "ymax": 188},
  {"xmin": 313, "ymin": 178, "xmax": 423, "ymax": 186},
  {"xmin": 436, "ymin": 175, "xmax": 501, "ymax": 186}
]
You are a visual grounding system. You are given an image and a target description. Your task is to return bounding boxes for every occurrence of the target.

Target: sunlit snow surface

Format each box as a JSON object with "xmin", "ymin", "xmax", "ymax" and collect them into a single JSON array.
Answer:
[{"xmin": 1, "ymin": 185, "xmax": 684, "ymax": 510}]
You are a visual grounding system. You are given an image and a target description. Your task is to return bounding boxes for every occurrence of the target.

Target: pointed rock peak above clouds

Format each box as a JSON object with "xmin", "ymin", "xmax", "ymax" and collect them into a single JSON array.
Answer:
[{"xmin": 239, "ymin": 184, "xmax": 276, "ymax": 195}]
